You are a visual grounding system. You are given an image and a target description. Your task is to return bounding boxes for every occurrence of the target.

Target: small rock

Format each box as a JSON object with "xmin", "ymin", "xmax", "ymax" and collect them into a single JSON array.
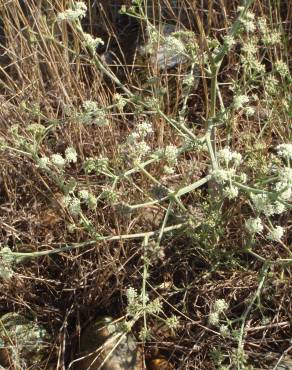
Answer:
[
  {"xmin": 254, "ymin": 355, "xmax": 292, "ymax": 370},
  {"xmin": 148, "ymin": 357, "xmax": 174, "ymax": 370},
  {"xmin": 72, "ymin": 316, "xmax": 142, "ymax": 370}
]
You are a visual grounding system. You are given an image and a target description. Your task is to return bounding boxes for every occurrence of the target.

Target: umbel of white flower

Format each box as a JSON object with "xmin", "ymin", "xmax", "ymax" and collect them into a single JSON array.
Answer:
[
  {"xmin": 37, "ymin": 156, "xmax": 50, "ymax": 169},
  {"xmin": 278, "ymin": 167, "xmax": 292, "ymax": 186},
  {"xmin": 79, "ymin": 100, "xmax": 109, "ymax": 125},
  {"xmin": 51, "ymin": 153, "xmax": 66, "ymax": 169},
  {"xmin": 217, "ymin": 147, "xmax": 242, "ymax": 165},
  {"xmin": 275, "ymin": 60, "xmax": 290, "ymax": 78},
  {"xmin": 211, "ymin": 168, "xmax": 236, "ymax": 184},
  {"xmin": 65, "ymin": 147, "xmax": 78, "ymax": 163},
  {"xmin": 83, "ymin": 33, "xmax": 104, "ymax": 52},
  {"xmin": 135, "ymin": 121, "xmax": 154, "ymax": 138},
  {"xmin": 277, "ymin": 144, "xmax": 292, "ymax": 160},
  {"xmin": 251, "ymin": 193, "xmax": 286, "ymax": 217},
  {"xmin": 125, "ymin": 122, "xmax": 153, "ymax": 162},
  {"xmin": 164, "ymin": 145, "xmax": 179, "ymax": 166},
  {"xmin": 267, "ymin": 225, "xmax": 284, "ymax": 241},
  {"xmin": 214, "ymin": 299, "xmax": 228, "ymax": 313},
  {"xmin": 245, "ymin": 217, "xmax": 263, "ymax": 235},
  {"xmin": 63, "ymin": 195, "xmax": 81, "ymax": 215},
  {"xmin": 125, "ymin": 287, "xmax": 162, "ymax": 317},
  {"xmin": 209, "ymin": 311, "xmax": 220, "ymax": 326},
  {"xmin": 239, "ymin": 9, "xmax": 256, "ymax": 33},
  {"xmin": 57, "ymin": 2, "xmax": 87, "ymax": 22},
  {"xmin": 113, "ymin": 93, "xmax": 127, "ymax": 111},
  {"xmin": 233, "ymin": 94, "xmax": 249, "ymax": 110},
  {"xmin": 223, "ymin": 185, "xmax": 239, "ymax": 199},
  {"xmin": 142, "ymin": 24, "xmax": 195, "ymax": 70},
  {"xmin": 209, "ymin": 299, "xmax": 228, "ymax": 326}
]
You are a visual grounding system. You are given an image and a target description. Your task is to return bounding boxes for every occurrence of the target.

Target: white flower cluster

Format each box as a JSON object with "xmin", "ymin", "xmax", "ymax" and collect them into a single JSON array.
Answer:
[
  {"xmin": 139, "ymin": 327, "xmax": 151, "ymax": 341},
  {"xmin": 211, "ymin": 168, "xmax": 234, "ymax": 184},
  {"xmin": 212, "ymin": 148, "xmax": 243, "ymax": 199},
  {"xmin": 78, "ymin": 189, "xmax": 97, "ymax": 210},
  {"xmin": 274, "ymin": 182, "xmax": 291, "ymax": 201},
  {"xmin": 245, "ymin": 217, "xmax": 263, "ymax": 235},
  {"xmin": 223, "ymin": 35, "xmax": 236, "ymax": 49},
  {"xmin": 209, "ymin": 299, "xmax": 228, "ymax": 326},
  {"xmin": 126, "ymin": 287, "xmax": 162, "ymax": 317},
  {"xmin": 57, "ymin": 2, "xmax": 87, "ymax": 22},
  {"xmin": 83, "ymin": 33, "xmax": 104, "ymax": 52},
  {"xmin": 65, "ymin": 147, "xmax": 78, "ymax": 163},
  {"xmin": 163, "ymin": 145, "xmax": 179, "ymax": 174},
  {"xmin": 50, "ymin": 153, "xmax": 66, "ymax": 169},
  {"xmin": 214, "ymin": 299, "xmax": 229, "ymax": 312},
  {"xmin": 257, "ymin": 17, "xmax": 268, "ymax": 34},
  {"xmin": 246, "ymin": 205, "xmax": 286, "ymax": 242},
  {"xmin": 132, "ymin": 141, "xmax": 151, "ymax": 161},
  {"xmin": 267, "ymin": 225, "xmax": 284, "ymax": 242},
  {"xmin": 183, "ymin": 73, "xmax": 195, "ymax": 87},
  {"xmin": 274, "ymin": 166, "xmax": 292, "ymax": 201},
  {"xmin": 146, "ymin": 298, "xmax": 163, "ymax": 314},
  {"xmin": 63, "ymin": 195, "xmax": 81, "ymax": 215},
  {"xmin": 0, "ymin": 246, "xmax": 14, "ymax": 280},
  {"xmin": 251, "ymin": 193, "xmax": 286, "ymax": 216},
  {"xmin": 164, "ymin": 144, "xmax": 179, "ymax": 166},
  {"xmin": 223, "ymin": 185, "xmax": 239, "ymax": 199},
  {"xmin": 233, "ymin": 94, "xmax": 249, "ymax": 110},
  {"xmin": 38, "ymin": 156, "xmax": 50, "ymax": 169},
  {"xmin": 262, "ymin": 31, "xmax": 281, "ymax": 46},
  {"xmin": 155, "ymin": 144, "xmax": 179, "ymax": 175},
  {"xmin": 258, "ymin": 17, "xmax": 281, "ymax": 46},
  {"xmin": 240, "ymin": 37, "xmax": 265, "ymax": 75},
  {"xmin": 244, "ymin": 106, "xmax": 255, "ymax": 117},
  {"xmin": 241, "ymin": 39, "xmax": 257, "ymax": 57},
  {"xmin": 165, "ymin": 315, "xmax": 180, "ymax": 330},
  {"xmin": 275, "ymin": 60, "xmax": 290, "ymax": 78},
  {"xmin": 125, "ymin": 121, "xmax": 153, "ymax": 162},
  {"xmin": 84, "ymin": 156, "xmax": 109, "ymax": 174},
  {"xmin": 253, "ymin": 60, "xmax": 266, "ymax": 74},
  {"xmin": 219, "ymin": 324, "xmax": 230, "ymax": 337},
  {"xmin": 79, "ymin": 100, "xmax": 109, "ymax": 126},
  {"xmin": 101, "ymin": 187, "xmax": 118, "ymax": 204},
  {"xmin": 245, "ymin": 151, "xmax": 290, "ymax": 241},
  {"xmin": 240, "ymin": 10, "xmax": 256, "ymax": 33},
  {"xmin": 135, "ymin": 121, "xmax": 154, "ymax": 138},
  {"xmin": 164, "ymin": 35, "xmax": 186, "ymax": 57},
  {"xmin": 217, "ymin": 147, "xmax": 242, "ymax": 166},
  {"xmin": 38, "ymin": 147, "xmax": 77, "ymax": 171},
  {"xmin": 278, "ymin": 167, "xmax": 292, "ymax": 186},
  {"xmin": 113, "ymin": 93, "xmax": 127, "ymax": 111},
  {"xmin": 63, "ymin": 188, "xmax": 97, "ymax": 214},
  {"xmin": 277, "ymin": 144, "xmax": 292, "ymax": 160},
  {"xmin": 146, "ymin": 25, "xmax": 160, "ymax": 44},
  {"xmin": 142, "ymin": 25, "xmax": 191, "ymax": 69},
  {"xmin": 265, "ymin": 75, "xmax": 278, "ymax": 95},
  {"xmin": 27, "ymin": 123, "xmax": 46, "ymax": 136}
]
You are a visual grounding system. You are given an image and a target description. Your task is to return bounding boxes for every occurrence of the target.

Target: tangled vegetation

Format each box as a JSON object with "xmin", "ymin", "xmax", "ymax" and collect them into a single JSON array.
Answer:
[{"xmin": 0, "ymin": 0, "xmax": 291, "ymax": 369}]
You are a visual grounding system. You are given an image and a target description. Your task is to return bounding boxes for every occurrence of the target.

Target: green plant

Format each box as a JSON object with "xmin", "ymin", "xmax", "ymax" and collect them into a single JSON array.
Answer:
[{"xmin": 0, "ymin": 0, "xmax": 291, "ymax": 368}]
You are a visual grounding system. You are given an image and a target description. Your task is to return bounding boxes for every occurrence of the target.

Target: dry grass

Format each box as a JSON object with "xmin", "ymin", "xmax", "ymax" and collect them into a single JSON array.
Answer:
[{"xmin": 0, "ymin": 1, "xmax": 291, "ymax": 369}]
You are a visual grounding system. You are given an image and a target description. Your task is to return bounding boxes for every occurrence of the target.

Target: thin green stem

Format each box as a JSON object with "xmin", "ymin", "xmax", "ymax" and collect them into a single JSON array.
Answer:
[
  {"xmin": 130, "ymin": 175, "xmax": 211, "ymax": 209},
  {"xmin": 2, "ymin": 223, "xmax": 185, "ymax": 260},
  {"xmin": 237, "ymin": 263, "xmax": 269, "ymax": 370},
  {"xmin": 142, "ymin": 235, "xmax": 149, "ymax": 339}
]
